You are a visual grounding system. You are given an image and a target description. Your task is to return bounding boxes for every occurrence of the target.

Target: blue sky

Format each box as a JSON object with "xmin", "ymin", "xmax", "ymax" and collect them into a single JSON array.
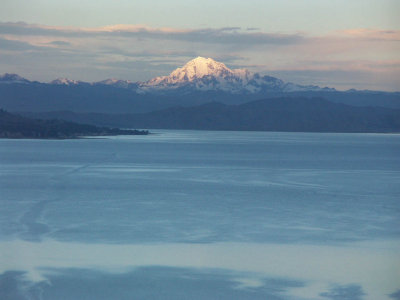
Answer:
[{"xmin": 0, "ymin": 0, "xmax": 399, "ymax": 90}]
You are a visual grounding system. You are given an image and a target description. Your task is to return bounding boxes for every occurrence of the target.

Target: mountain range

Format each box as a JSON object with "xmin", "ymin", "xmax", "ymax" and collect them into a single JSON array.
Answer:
[
  {"xmin": 137, "ymin": 57, "xmax": 336, "ymax": 94},
  {"xmin": 1, "ymin": 56, "xmax": 399, "ymax": 112},
  {"xmin": 1, "ymin": 57, "xmax": 400, "ymax": 133},
  {"xmin": 1, "ymin": 57, "xmax": 335, "ymax": 94}
]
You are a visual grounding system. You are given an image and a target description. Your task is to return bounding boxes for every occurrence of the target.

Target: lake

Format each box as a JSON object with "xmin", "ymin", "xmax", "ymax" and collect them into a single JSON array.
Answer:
[{"xmin": 0, "ymin": 130, "xmax": 399, "ymax": 300}]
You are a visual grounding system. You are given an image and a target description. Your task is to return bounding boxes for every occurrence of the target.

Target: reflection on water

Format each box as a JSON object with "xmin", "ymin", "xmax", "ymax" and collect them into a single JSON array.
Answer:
[
  {"xmin": 0, "ymin": 130, "xmax": 399, "ymax": 299},
  {"xmin": 0, "ymin": 240, "xmax": 399, "ymax": 299}
]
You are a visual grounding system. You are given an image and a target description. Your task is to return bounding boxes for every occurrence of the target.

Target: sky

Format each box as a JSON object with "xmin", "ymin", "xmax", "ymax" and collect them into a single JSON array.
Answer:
[{"xmin": 0, "ymin": 0, "xmax": 399, "ymax": 91}]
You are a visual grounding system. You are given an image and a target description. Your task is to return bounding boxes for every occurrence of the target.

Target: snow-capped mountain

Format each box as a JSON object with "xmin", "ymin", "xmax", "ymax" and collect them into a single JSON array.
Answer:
[
  {"xmin": 94, "ymin": 78, "xmax": 137, "ymax": 89},
  {"xmin": 138, "ymin": 57, "xmax": 335, "ymax": 94},
  {"xmin": 0, "ymin": 57, "xmax": 335, "ymax": 94},
  {"xmin": 50, "ymin": 78, "xmax": 84, "ymax": 85},
  {"xmin": 1, "ymin": 62, "xmax": 399, "ymax": 116},
  {"xmin": 0, "ymin": 73, "xmax": 31, "ymax": 84}
]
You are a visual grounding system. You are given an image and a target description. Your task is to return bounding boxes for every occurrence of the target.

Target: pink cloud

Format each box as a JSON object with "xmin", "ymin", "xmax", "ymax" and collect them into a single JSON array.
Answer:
[{"xmin": 336, "ymin": 28, "xmax": 400, "ymax": 41}]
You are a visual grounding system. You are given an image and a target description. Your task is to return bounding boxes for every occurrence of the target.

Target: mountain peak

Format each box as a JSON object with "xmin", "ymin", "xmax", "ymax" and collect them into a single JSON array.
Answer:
[
  {"xmin": 140, "ymin": 57, "xmax": 248, "ymax": 92},
  {"xmin": 190, "ymin": 56, "xmax": 215, "ymax": 63},
  {"xmin": 50, "ymin": 78, "xmax": 81, "ymax": 85},
  {"xmin": 169, "ymin": 56, "xmax": 233, "ymax": 81},
  {"xmin": 95, "ymin": 78, "xmax": 136, "ymax": 88},
  {"xmin": 0, "ymin": 73, "xmax": 30, "ymax": 84}
]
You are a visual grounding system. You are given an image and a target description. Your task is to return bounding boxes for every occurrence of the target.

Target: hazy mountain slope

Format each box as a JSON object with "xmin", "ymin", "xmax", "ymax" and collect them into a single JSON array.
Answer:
[
  {"xmin": 21, "ymin": 98, "xmax": 400, "ymax": 133},
  {"xmin": 0, "ymin": 83, "xmax": 208, "ymax": 113}
]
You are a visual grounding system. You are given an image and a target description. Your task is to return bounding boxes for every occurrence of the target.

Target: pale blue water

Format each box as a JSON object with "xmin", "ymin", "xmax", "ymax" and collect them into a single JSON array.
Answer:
[{"xmin": 0, "ymin": 130, "xmax": 399, "ymax": 299}]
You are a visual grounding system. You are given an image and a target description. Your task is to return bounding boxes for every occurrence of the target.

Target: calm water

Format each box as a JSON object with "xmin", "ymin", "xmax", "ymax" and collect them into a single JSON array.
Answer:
[{"xmin": 0, "ymin": 130, "xmax": 399, "ymax": 300}]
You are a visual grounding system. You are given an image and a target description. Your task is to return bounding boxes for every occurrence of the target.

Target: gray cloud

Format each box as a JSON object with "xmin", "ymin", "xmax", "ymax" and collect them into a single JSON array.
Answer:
[
  {"xmin": 0, "ymin": 22, "xmax": 89, "ymax": 37},
  {"xmin": 48, "ymin": 40, "xmax": 71, "ymax": 46},
  {"xmin": 212, "ymin": 54, "xmax": 247, "ymax": 64},
  {"xmin": 97, "ymin": 48, "xmax": 198, "ymax": 60},
  {"xmin": 266, "ymin": 66, "xmax": 400, "ymax": 91},
  {"xmin": 0, "ymin": 37, "xmax": 38, "ymax": 51},
  {"xmin": 220, "ymin": 27, "xmax": 242, "ymax": 31},
  {"xmin": 0, "ymin": 22, "xmax": 304, "ymax": 46}
]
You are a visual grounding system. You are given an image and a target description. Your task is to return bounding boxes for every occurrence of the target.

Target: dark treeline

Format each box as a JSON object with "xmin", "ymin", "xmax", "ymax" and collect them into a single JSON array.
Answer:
[{"xmin": 0, "ymin": 109, "xmax": 148, "ymax": 139}]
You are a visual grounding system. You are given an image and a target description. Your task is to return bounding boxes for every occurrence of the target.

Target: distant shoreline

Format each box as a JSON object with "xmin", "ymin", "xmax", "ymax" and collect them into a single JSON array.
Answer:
[
  {"xmin": 0, "ymin": 109, "xmax": 149, "ymax": 139},
  {"xmin": 0, "ymin": 132, "xmax": 150, "ymax": 140}
]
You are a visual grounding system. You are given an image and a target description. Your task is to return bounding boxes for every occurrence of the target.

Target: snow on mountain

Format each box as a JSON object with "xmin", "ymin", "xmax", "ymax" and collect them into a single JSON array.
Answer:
[
  {"xmin": 50, "ymin": 78, "xmax": 84, "ymax": 85},
  {"xmin": 282, "ymin": 82, "xmax": 335, "ymax": 92},
  {"xmin": 138, "ymin": 57, "xmax": 334, "ymax": 94},
  {"xmin": 0, "ymin": 73, "xmax": 31, "ymax": 84},
  {"xmin": 139, "ymin": 57, "xmax": 256, "ymax": 93},
  {"xmin": 95, "ymin": 78, "xmax": 136, "ymax": 89},
  {"xmin": 0, "ymin": 57, "xmax": 335, "ymax": 93},
  {"xmin": 50, "ymin": 77, "xmax": 137, "ymax": 88}
]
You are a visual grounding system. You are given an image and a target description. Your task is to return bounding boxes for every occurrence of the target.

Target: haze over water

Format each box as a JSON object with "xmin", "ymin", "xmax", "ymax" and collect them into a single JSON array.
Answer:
[{"xmin": 1, "ymin": 130, "xmax": 399, "ymax": 299}]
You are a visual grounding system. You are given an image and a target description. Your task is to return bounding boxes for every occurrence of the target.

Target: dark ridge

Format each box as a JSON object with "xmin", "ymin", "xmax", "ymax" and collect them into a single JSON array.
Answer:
[
  {"xmin": 0, "ymin": 109, "xmax": 148, "ymax": 139},
  {"xmin": 20, "ymin": 97, "xmax": 400, "ymax": 133}
]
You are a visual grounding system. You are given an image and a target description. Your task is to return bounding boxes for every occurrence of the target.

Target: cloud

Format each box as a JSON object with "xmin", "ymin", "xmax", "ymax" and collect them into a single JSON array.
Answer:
[
  {"xmin": 48, "ymin": 40, "xmax": 71, "ymax": 46},
  {"xmin": 97, "ymin": 48, "xmax": 198, "ymax": 60},
  {"xmin": 219, "ymin": 27, "xmax": 242, "ymax": 31},
  {"xmin": 265, "ymin": 59, "xmax": 400, "ymax": 73},
  {"xmin": 0, "ymin": 37, "xmax": 38, "ymax": 51},
  {"xmin": 265, "ymin": 67, "xmax": 400, "ymax": 91},
  {"xmin": 337, "ymin": 28, "xmax": 400, "ymax": 41},
  {"xmin": 0, "ymin": 22, "xmax": 399, "ymax": 90},
  {"xmin": 3, "ymin": 23, "xmax": 398, "ymax": 47},
  {"xmin": 0, "ymin": 22, "xmax": 304, "ymax": 46}
]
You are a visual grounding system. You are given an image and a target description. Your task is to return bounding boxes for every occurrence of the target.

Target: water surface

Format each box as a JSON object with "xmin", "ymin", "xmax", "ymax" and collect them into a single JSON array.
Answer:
[{"xmin": 0, "ymin": 130, "xmax": 399, "ymax": 299}]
